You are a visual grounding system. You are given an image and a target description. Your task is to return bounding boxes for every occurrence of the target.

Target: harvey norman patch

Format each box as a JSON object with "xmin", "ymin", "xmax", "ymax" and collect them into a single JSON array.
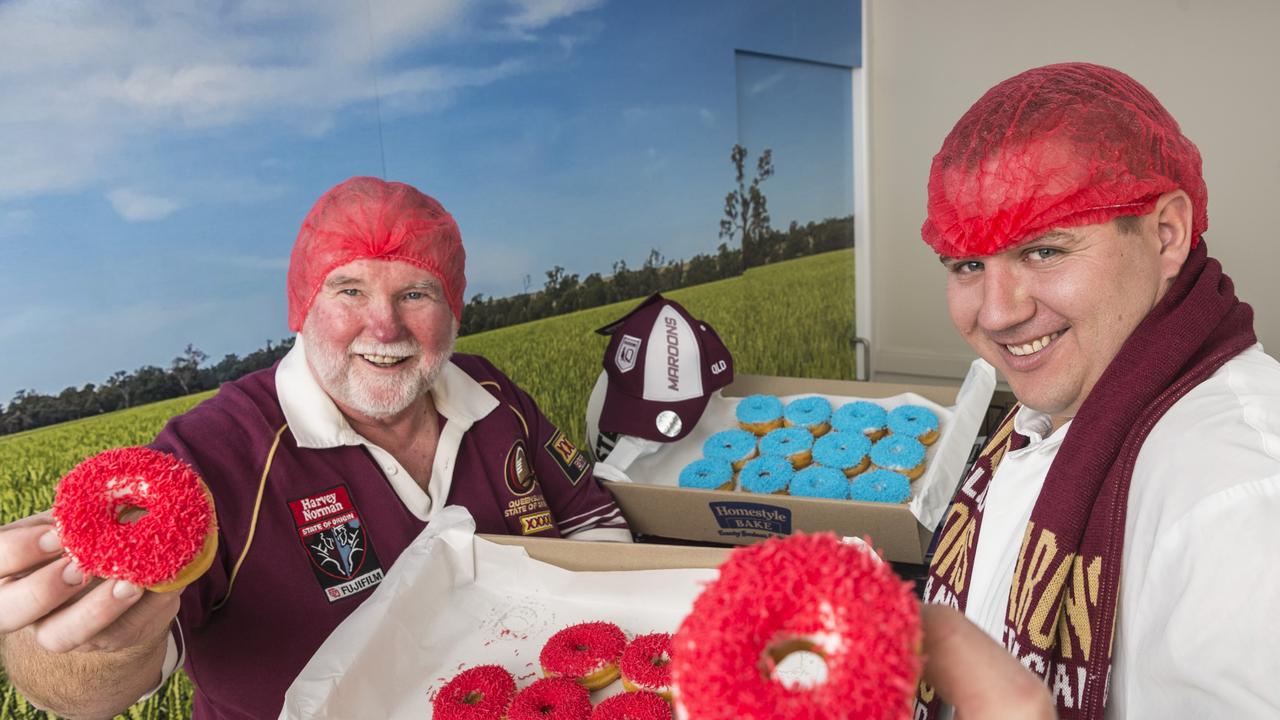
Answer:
[
  {"xmin": 544, "ymin": 430, "xmax": 590, "ymax": 486},
  {"xmin": 288, "ymin": 485, "xmax": 384, "ymax": 603}
]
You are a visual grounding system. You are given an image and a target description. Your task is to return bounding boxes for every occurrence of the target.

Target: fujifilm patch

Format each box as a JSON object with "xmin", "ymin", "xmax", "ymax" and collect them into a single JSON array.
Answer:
[{"xmin": 289, "ymin": 485, "xmax": 384, "ymax": 603}]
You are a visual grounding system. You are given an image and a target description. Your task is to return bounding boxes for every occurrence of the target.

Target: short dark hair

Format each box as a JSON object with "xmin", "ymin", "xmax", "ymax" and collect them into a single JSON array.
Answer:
[{"xmin": 1113, "ymin": 215, "xmax": 1142, "ymax": 235}]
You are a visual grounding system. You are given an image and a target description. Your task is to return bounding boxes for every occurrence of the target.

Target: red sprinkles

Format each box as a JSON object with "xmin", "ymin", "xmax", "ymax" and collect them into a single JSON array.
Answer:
[
  {"xmin": 590, "ymin": 691, "xmax": 672, "ymax": 720},
  {"xmin": 671, "ymin": 533, "xmax": 922, "ymax": 720},
  {"xmin": 619, "ymin": 633, "xmax": 672, "ymax": 696},
  {"xmin": 432, "ymin": 665, "xmax": 516, "ymax": 720},
  {"xmin": 52, "ymin": 447, "xmax": 214, "ymax": 586},
  {"xmin": 507, "ymin": 677, "xmax": 591, "ymax": 720},
  {"xmin": 539, "ymin": 621, "xmax": 626, "ymax": 681}
]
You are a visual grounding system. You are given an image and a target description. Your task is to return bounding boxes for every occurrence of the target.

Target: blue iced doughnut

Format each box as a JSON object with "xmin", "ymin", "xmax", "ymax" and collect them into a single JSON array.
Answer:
[
  {"xmin": 888, "ymin": 405, "xmax": 941, "ymax": 445},
  {"xmin": 738, "ymin": 455, "xmax": 794, "ymax": 495},
  {"xmin": 759, "ymin": 427, "xmax": 815, "ymax": 469},
  {"xmin": 870, "ymin": 435, "xmax": 927, "ymax": 480},
  {"xmin": 736, "ymin": 395, "xmax": 785, "ymax": 435},
  {"xmin": 679, "ymin": 458, "xmax": 734, "ymax": 491},
  {"xmin": 783, "ymin": 396, "xmax": 833, "ymax": 436},
  {"xmin": 831, "ymin": 401, "xmax": 889, "ymax": 440},
  {"xmin": 850, "ymin": 469, "xmax": 912, "ymax": 504},
  {"xmin": 811, "ymin": 431, "xmax": 872, "ymax": 477},
  {"xmin": 703, "ymin": 429, "xmax": 759, "ymax": 470},
  {"xmin": 790, "ymin": 465, "xmax": 848, "ymax": 500}
]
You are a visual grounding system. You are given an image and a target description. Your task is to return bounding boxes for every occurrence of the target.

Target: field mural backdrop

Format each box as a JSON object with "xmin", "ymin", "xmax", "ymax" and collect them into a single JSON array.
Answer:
[
  {"xmin": 0, "ymin": 249, "xmax": 855, "ymax": 718},
  {"xmin": 0, "ymin": 1, "xmax": 862, "ymax": 715}
]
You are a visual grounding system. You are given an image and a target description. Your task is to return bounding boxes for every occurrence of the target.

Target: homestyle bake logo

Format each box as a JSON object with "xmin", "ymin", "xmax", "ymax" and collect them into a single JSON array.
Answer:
[{"xmin": 708, "ymin": 501, "xmax": 792, "ymax": 537}]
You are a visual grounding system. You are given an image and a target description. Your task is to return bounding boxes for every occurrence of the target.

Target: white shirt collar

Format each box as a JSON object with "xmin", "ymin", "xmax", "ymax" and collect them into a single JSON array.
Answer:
[
  {"xmin": 275, "ymin": 335, "xmax": 499, "ymax": 450},
  {"xmin": 1011, "ymin": 404, "xmax": 1071, "ymax": 449}
]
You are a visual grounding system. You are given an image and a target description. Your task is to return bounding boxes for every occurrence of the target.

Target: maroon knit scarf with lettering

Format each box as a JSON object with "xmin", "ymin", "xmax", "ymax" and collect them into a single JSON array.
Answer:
[{"xmin": 915, "ymin": 241, "xmax": 1255, "ymax": 719}]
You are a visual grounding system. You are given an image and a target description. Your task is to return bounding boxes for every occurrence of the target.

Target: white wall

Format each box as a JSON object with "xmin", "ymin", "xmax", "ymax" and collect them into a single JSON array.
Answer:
[{"xmin": 865, "ymin": 0, "xmax": 1280, "ymax": 382}]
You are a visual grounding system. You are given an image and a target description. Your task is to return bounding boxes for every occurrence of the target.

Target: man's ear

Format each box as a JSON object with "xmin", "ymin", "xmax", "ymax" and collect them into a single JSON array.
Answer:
[{"xmin": 1154, "ymin": 189, "xmax": 1193, "ymax": 284}]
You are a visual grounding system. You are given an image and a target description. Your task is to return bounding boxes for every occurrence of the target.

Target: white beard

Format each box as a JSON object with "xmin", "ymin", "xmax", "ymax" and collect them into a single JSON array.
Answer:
[{"xmin": 303, "ymin": 332, "xmax": 455, "ymax": 420}]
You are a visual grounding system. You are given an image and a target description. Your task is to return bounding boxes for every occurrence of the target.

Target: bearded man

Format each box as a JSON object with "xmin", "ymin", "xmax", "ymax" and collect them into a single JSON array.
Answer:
[{"xmin": 0, "ymin": 177, "xmax": 631, "ymax": 719}]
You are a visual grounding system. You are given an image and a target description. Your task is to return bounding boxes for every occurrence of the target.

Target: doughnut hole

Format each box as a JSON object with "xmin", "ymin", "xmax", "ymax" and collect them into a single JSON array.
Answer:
[
  {"xmin": 115, "ymin": 504, "xmax": 149, "ymax": 524},
  {"xmin": 109, "ymin": 482, "xmax": 149, "ymax": 524},
  {"xmin": 761, "ymin": 637, "xmax": 831, "ymax": 690}
]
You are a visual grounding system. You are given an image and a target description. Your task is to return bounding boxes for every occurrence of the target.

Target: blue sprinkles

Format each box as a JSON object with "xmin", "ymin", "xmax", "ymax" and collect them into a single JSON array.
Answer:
[
  {"xmin": 736, "ymin": 395, "xmax": 784, "ymax": 425},
  {"xmin": 784, "ymin": 396, "xmax": 833, "ymax": 428},
  {"xmin": 679, "ymin": 458, "xmax": 734, "ymax": 490},
  {"xmin": 791, "ymin": 466, "xmax": 848, "ymax": 500},
  {"xmin": 850, "ymin": 469, "xmax": 912, "ymax": 503},
  {"xmin": 811, "ymin": 431, "xmax": 872, "ymax": 471},
  {"xmin": 703, "ymin": 429, "xmax": 758, "ymax": 463},
  {"xmin": 759, "ymin": 426, "xmax": 814, "ymax": 457},
  {"xmin": 739, "ymin": 455, "xmax": 794, "ymax": 494},
  {"xmin": 888, "ymin": 404, "xmax": 940, "ymax": 438},
  {"xmin": 831, "ymin": 401, "xmax": 888, "ymax": 437},
  {"xmin": 870, "ymin": 435, "xmax": 927, "ymax": 472}
]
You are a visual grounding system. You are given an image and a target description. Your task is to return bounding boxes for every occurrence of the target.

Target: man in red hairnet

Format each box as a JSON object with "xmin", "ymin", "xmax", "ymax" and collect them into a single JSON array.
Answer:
[
  {"xmin": 915, "ymin": 64, "xmax": 1280, "ymax": 719},
  {"xmin": 0, "ymin": 177, "xmax": 631, "ymax": 719}
]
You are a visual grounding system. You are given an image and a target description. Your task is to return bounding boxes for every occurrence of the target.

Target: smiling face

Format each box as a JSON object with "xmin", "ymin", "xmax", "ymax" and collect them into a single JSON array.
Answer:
[
  {"xmin": 302, "ymin": 258, "xmax": 457, "ymax": 422},
  {"xmin": 943, "ymin": 200, "xmax": 1189, "ymax": 428}
]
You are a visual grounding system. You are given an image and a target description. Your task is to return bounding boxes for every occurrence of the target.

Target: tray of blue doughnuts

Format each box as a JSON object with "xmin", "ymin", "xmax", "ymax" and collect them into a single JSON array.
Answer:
[
  {"xmin": 682, "ymin": 396, "xmax": 940, "ymax": 504},
  {"xmin": 586, "ymin": 360, "xmax": 997, "ymax": 562}
]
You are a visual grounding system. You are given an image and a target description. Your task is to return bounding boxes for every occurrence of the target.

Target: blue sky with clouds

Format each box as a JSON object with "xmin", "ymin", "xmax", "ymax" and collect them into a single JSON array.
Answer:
[{"xmin": 0, "ymin": 0, "xmax": 858, "ymax": 401}]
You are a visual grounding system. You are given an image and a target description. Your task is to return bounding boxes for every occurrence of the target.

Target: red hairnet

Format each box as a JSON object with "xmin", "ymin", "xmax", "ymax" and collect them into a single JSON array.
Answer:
[
  {"xmin": 922, "ymin": 63, "xmax": 1207, "ymax": 258},
  {"xmin": 287, "ymin": 177, "xmax": 466, "ymax": 331}
]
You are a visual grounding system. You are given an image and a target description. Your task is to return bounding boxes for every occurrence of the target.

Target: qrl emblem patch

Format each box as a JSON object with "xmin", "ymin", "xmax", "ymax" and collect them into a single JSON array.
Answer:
[
  {"xmin": 505, "ymin": 440, "xmax": 537, "ymax": 496},
  {"xmin": 544, "ymin": 430, "xmax": 590, "ymax": 486},
  {"xmin": 288, "ymin": 485, "xmax": 384, "ymax": 603},
  {"xmin": 615, "ymin": 334, "xmax": 642, "ymax": 373}
]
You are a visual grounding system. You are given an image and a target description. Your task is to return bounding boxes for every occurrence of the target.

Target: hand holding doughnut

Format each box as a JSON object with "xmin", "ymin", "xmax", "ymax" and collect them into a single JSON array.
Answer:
[{"xmin": 0, "ymin": 509, "xmax": 183, "ymax": 717}]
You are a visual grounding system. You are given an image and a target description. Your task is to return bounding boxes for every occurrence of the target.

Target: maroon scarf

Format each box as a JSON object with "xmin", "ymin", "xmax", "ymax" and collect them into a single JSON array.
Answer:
[{"xmin": 916, "ymin": 241, "xmax": 1255, "ymax": 718}]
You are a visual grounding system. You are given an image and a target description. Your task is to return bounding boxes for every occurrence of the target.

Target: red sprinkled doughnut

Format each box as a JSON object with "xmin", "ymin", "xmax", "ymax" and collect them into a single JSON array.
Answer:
[
  {"xmin": 619, "ymin": 633, "xmax": 672, "ymax": 698},
  {"xmin": 540, "ymin": 621, "xmax": 627, "ymax": 688},
  {"xmin": 590, "ymin": 690, "xmax": 672, "ymax": 720},
  {"xmin": 671, "ymin": 533, "xmax": 921, "ymax": 720},
  {"xmin": 507, "ymin": 677, "xmax": 592, "ymax": 720},
  {"xmin": 52, "ymin": 447, "xmax": 216, "ymax": 588},
  {"xmin": 432, "ymin": 665, "xmax": 516, "ymax": 720}
]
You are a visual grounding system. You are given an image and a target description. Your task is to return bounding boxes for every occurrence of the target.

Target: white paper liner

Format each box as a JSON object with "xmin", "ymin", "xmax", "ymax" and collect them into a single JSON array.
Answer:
[
  {"xmin": 589, "ymin": 359, "xmax": 996, "ymax": 531},
  {"xmin": 279, "ymin": 506, "xmax": 718, "ymax": 719}
]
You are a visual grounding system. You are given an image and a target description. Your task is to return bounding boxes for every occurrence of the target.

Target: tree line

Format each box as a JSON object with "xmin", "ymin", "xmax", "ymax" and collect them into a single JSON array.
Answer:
[
  {"xmin": 459, "ymin": 214, "xmax": 852, "ymax": 335},
  {"xmin": 0, "ymin": 340, "xmax": 294, "ymax": 436}
]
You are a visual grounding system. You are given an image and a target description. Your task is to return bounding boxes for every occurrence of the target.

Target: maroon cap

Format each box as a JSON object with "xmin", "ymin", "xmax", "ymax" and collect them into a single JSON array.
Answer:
[{"xmin": 596, "ymin": 294, "xmax": 734, "ymax": 442}]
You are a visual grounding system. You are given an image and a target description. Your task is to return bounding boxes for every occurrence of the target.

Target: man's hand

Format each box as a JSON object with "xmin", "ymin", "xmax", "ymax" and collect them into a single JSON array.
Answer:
[
  {"xmin": 0, "ymin": 510, "xmax": 179, "ymax": 717},
  {"xmin": 921, "ymin": 604, "xmax": 1055, "ymax": 720}
]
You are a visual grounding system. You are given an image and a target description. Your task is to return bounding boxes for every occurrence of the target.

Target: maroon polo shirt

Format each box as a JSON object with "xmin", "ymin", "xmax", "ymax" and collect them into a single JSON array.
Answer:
[{"xmin": 150, "ymin": 353, "xmax": 627, "ymax": 719}]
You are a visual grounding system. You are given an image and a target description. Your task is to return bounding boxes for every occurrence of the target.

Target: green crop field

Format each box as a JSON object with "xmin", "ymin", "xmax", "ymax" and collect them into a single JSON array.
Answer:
[{"xmin": 0, "ymin": 248, "xmax": 855, "ymax": 719}]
